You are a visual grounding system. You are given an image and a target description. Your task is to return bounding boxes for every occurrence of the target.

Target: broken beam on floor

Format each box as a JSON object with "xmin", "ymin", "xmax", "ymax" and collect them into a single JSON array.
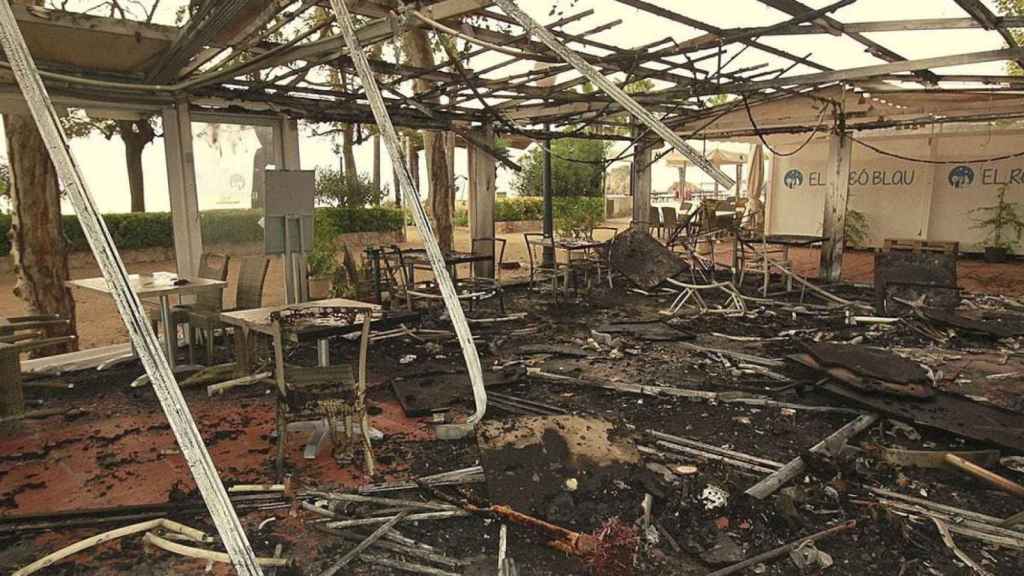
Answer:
[{"xmin": 0, "ymin": 3, "xmax": 264, "ymax": 575}]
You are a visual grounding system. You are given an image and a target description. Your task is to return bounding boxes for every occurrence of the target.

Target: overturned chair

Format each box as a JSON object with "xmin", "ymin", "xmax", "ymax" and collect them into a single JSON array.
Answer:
[
  {"xmin": 663, "ymin": 278, "xmax": 747, "ymax": 317},
  {"xmin": 270, "ymin": 307, "xmax": 375, "ymax": 480}
]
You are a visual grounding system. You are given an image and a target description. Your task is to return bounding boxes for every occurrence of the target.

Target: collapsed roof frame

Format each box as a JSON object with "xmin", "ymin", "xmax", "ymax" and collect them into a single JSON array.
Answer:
[{"xmin": 6, "ymin": 0, "xmax": 1024, "ymax": 172}]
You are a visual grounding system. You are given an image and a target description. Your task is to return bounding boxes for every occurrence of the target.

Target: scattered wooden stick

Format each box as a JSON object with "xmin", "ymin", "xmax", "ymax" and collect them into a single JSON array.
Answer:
[
  {"xmin": 745, "ymin": 414, "xmax": 880, "ymax": 499},
  {"xmin": 178, "ymin": 363, "xmax": 236, "ymax": 387},
  {"xmin": 357, "ymin": 466, "xmax": 485, "ymax": 494},
  {"xmin": 308, "ymin": 493, "xmax": 462, "ymax": 512},
  {"xmin": 227, "ymin": 484, "xmax": 285, "ymax": 493},
  {"xmin": 207, "ymin": 371, "xmax": 272, "ymax": 396},
  {"xmin": 14, "ymin": 519, "xmax": 210, "ymax": 576},
  {"xmin": 142, "ymin": 532, "xmax": 290, "ymax": 568},
  {"xmin": 359, "ymin": 552, "xmax": 460, "ymax": 576},
  {"xmin": 1001, "ymin": 510, "xmax": 1024, "ymax": 528},
  {"xmin": 944, "ymin": 454, "xmax": 1024, "ymax": 498},
  {"xmin": 324, "ymin": 510, "xmax": 468, "ymax": 529},
  {"xmin": 932, "ymin": 518, "xmax": 994, "ymax": 576},
  {"xmin": 705, "ymin": 520, "xmax": 857, "ymax": 576},
  {"xmin": 648, "ymin": 430, "xmax": 785, "ymax": 469},
  {"xmin": 320, "ymin": 510, "xmax": 411, "ymax": 576},
  {"xmin": 0, "ymin": 407, "xmax": 85, "ymax": 425}
]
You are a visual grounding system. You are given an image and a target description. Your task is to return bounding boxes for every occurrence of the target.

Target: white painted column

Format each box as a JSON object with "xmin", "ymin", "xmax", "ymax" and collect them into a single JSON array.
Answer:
[
  {"xmin": 819, "ymin": 131, "xmax": 853, "ymax": 282},
  {"xmin": 276, "ymin": 116, "xmax": 308, "ymax": 303},
  {"xmin": 279, "ymin": 116, "xmax": 301, "ymax": 170},
  {"xmin": 162, "ymin": 100, "xmax": 203, "ymax": 277},
  {"xmin": 467, "ymin": 126, "xmax": 497, "ymax": 278}
]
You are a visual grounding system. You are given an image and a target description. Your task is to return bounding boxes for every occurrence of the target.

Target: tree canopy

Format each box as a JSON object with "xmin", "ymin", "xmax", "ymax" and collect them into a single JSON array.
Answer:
[{"xmin": 514, "ymin": 138, "xmax": 610, "ymax": 198}]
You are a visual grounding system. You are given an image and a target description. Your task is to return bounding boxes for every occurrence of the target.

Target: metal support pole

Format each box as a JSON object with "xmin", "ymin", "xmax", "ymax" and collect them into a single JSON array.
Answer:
[
  {"xmin": 542, "ymin": 129, "xmax": 555, "ymax": 268},
  {"xmin": 328, "ymin": 0, "xmax": 485, "ymax": 437},
  {"xmin": 0, "ymin": 3, "xmax": 263, "ymax": 575},
  {"xmin": 493, "ymin": 0, "xmax": 735, "ymax": 190}
]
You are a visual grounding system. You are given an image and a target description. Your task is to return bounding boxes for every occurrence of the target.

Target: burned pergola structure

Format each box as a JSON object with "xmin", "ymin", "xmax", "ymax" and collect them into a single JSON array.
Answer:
[
  {"xmin": 3, "ymin": 0, "xmax": 1024, "ymax": 573},
  {"xmin": 5, "ymin": 1, "xmax": 1024, "ymax": 278}
]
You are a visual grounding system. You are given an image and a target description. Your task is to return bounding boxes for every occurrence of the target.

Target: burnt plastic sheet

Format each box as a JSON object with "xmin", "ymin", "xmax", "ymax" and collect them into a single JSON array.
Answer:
[
  {"xmin": 609, "ymin": 228, "xmax": 685, "ymax": 290},
  {"xmin": 392, "ymin": 366, "xmax": 525, "ymax": 417},
  {"xmin": 803, "ymin": 342, "xmax": 929, "ymax": 384},
  {"xmin": 822, "ymin": 382, "xmax": 1024, "ymax": 451}
]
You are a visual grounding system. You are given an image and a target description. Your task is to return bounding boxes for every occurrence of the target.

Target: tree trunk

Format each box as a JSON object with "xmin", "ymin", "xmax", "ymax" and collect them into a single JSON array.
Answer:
[
  {"xmin": 4, "ymin": 113, "xmax": 77, "ymax": 356},
  {"xmin": 116, "ymin": 119, "xmax": 155, "ymax": 213},
  {"xmin": 373, "ymin": 133, "xmax": 381, "ymax": 201},
  {"xmin": 404, "ymin": 28, "xmax": 454, "ymax": 251},
  {"xmin": 342, "ymin": 122, "xmax": 357, "ymax": 177}
]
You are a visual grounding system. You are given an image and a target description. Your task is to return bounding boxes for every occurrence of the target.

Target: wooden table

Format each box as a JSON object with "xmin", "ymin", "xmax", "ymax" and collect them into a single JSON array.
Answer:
[
  {"xmin": 400, "ymin": 248, "xmax": 493, "ymax": 283},
  {"xmin": 66, "ymin": 273, "xmax": 226, "ymax": 372},
  {"xmin": 221, "ymin": 298, "xmax": 382, "ymax": 459},
  {"xmin": 220, "ymin": 298, "xmax": 381, "ymax": 372}
]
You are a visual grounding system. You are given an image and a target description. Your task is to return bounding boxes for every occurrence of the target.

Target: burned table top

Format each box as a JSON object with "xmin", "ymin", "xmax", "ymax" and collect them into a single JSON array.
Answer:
[{"xmin": 803, "ymin": 341, "xmax": 929, "ymax": 384}]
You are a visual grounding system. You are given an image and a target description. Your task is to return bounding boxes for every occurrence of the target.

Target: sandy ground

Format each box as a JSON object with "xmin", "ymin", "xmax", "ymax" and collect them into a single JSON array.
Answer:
[{"xmin": 3, "ymin": 220, "xmax": 1024, "ymax": 350}]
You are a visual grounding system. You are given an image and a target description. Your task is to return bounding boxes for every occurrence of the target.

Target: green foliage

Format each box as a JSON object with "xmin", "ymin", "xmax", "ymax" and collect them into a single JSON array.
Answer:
[
  {"xmin": 0, "ymin": 207, "xmax": 404, "ymax": 257},
  {"xmin": 0, "ymin": 213, "xmax": 10, "ymax": 256},
  {"xmin": 514, "ymin": 138, "xmax": 610, "ymax": 198},
  {"xmin": 844, "ymin": 209, "xmax": 871, "ymax": 249},
  {"xmin": 315, "ymin": 168, "xmax": 387, "ymax": 208},
  {"xmin": 315, "ymin": 206, "xmax": 404, "ymax": 235},
  {"xmin": 554, "ymin": 197, "xmax": 603, "ymax": 237},
  {"xmin": 996, "ymin": 1, "xmax": 1024, "ymax": 75},
  {"xmin": 971, "ymin": 186, "xmax": 1024, "ymax": 251},
  {"xmin": 452, "ymin": 197, "xmax": 604, "ymax": 233}
]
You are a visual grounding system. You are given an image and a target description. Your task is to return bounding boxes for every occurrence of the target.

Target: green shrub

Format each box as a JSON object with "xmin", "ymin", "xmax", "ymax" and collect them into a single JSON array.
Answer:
[
  {"xmin": 0, "ymin": 207, "xmax": 404, "ymax": 256},
  {"xmin": 316, "ymin": 206, "xmax": 404, "ymax": 235},
  {"xmin": 0, "ymin": 213, "xmax": 10, "ymax": 256},
  {"xmin": 201, "ymin": 209, "xmax": 264, "ymax": 245},
  {"xmin": 450, "ymin": 197, "xmax": 604, "ymax": 232},
  {"xmin": 315, "ymin": 168, "xmax": 386, "ymax": 208}
]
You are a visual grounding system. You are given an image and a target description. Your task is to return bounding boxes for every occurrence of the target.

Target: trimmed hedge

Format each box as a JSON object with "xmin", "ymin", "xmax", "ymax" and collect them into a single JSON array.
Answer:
[
  {"xmin": 454, "ymin": 196, "xmax": 604, "ymax": 226},
  {"xmin": 0, "ymin": 207, "xmax": 404, "ymax": 256}
]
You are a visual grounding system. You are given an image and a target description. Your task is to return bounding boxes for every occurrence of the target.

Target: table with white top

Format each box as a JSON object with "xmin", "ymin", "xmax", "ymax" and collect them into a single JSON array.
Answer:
[{"xmin": 66, "ymin": 273, "xmax": 227, "ymax": 372}]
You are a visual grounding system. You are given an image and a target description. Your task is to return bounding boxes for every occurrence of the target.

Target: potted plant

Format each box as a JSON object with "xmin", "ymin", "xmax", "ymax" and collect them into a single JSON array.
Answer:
[
  {"xmin": 307, "ymin": 233, "xmax": 337, "ymax": 300},
  {"xmin": 970, "ymin": 186, "xmax": 1024, "ymax": 263}
]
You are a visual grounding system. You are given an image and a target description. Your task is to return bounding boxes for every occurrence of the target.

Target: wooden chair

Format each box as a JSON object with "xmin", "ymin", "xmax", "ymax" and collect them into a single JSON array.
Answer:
[
  {"xmin": 649, "ymin": 206, "xmax": 664, "ymax": 238},
  {"xmin": 188, "ymin": 256, "xmax": 269, "ymax": 364},
  {"xmin": 143, "ymin": 253, "xmax": 229, "ymax": 361},
  {"xmin": 470, "ymin": 236, "xmax": 507, "ymax": 279},
  {"xmin": 271, "ymin": 310, "xmax": 374, "ymax": 480}
]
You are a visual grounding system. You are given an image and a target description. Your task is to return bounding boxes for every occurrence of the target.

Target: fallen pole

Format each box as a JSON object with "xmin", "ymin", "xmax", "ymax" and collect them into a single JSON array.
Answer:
[
  {"xmin": 704, "ymin": 520, "xmax": 857, "ymax": 576},
  {"xmin": 327, "ymin": 0, "xmax": 485, "ymax": 439},
  {"xmin": 0, "ymin": 3, "xmax": 263, "ymax": 574},
  {"xmin": 320, "ymin": 510, "xmax": 411, "ymax": 576},
  {"xmin": 745, "ymin": 414, "xmax": 879, "ymax": 499}
]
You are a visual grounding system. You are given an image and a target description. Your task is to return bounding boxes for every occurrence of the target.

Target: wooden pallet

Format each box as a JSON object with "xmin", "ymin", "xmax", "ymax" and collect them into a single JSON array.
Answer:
[{"xmin": 883, "ymin": 238, "xmax": 959, "ymax": 254}]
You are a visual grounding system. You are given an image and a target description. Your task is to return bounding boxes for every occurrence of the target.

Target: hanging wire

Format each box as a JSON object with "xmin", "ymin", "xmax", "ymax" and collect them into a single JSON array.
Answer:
[
  {"xmin": 850, "ymin": 136, "xmax": 1024, "ymax": 164},
  {"xmin": 742, "ymin": 93, "xmax": 831, "ymax": 157}
]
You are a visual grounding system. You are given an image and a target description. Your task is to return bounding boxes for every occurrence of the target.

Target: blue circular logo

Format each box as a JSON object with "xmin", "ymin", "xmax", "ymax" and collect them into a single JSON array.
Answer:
[
  {"xmin": 948, "ymin": 165, "xmax": 974, "ymax": 189},
  {"xmin": 784, "ymin": 169, "xmax": 804, "ymax": 189}
]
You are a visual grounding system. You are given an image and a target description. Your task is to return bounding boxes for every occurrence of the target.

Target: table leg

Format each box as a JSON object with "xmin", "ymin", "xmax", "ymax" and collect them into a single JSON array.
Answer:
[
  {"xmin": 234, "ymin": 327, "xmax": 251, "ymax": 377},
  {"xmin": 159, "ymin": 294, "xmax": 176, "ymax": 369},
  {"xmin": 316, "ymin": 338, "xmax": 330, "ymax": 367}
]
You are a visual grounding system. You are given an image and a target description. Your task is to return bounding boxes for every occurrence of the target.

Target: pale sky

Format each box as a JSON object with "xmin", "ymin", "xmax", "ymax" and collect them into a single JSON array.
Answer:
[{"xmin": 0, "ymin": 1, "xmax": 1017, "ymax": 215}]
